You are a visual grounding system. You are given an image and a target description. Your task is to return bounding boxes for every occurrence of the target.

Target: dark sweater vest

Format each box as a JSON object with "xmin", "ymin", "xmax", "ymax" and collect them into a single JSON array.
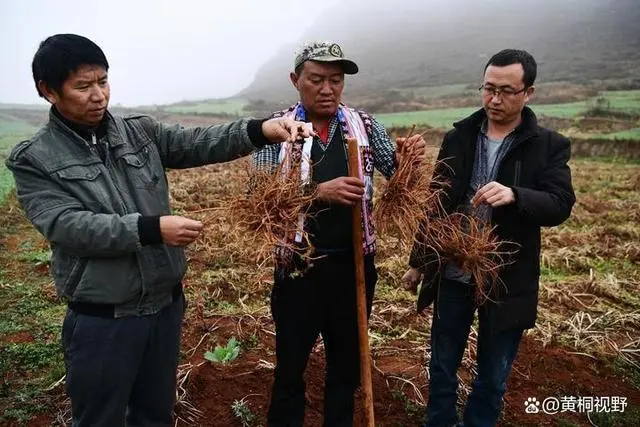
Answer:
[{"xmin": 308, "ymin": 129, "xmax": 352, "ymax": 250}]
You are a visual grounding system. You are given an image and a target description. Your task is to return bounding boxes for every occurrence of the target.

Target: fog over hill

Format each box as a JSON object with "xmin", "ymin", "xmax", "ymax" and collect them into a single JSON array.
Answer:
[{"xmin": 238, "ymin": 0, "xmax": 640, "ymax": 103}]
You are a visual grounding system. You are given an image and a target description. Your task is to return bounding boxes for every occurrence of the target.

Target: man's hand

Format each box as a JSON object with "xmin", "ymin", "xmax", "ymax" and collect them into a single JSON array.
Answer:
[
  {"xmin": 401, "ymin": 268, "xmax": 422, "ymax": 294},
  {"xmin": 317, "ymin": 177, "xmax": 364, "ymax": 206},
  {"xmin": 262, "ymin": 118, "xmax": 315, "ymax": 143},
  {"xmin": 159, "ymin": 216, "xmax": 204, "ymax": 247},
  {"xmin": 471, "ymin": 181, "xmax": 516, "ymax": 208},
  {"xmin": 396, "ymin": 134, "xmax": 427, "ymax": 163}
]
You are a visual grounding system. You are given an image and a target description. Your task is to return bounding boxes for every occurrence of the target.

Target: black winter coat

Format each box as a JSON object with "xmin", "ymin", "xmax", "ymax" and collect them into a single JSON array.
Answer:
[{"xmin": 409, "ymin": 107, "xmax": 576, "ymax": 331}]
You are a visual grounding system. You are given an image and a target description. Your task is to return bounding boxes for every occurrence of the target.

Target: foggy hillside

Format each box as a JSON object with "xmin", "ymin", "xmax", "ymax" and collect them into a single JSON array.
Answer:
[{"xmin": 238, "ymin": 0, "xmax": 640, "ymax": 103}]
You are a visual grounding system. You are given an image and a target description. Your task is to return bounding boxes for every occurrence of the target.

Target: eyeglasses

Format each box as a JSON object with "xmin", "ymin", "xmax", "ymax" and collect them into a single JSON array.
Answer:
[{"xmin": 478, "ymin": 85, "xmax": 527, "ymax": 98}]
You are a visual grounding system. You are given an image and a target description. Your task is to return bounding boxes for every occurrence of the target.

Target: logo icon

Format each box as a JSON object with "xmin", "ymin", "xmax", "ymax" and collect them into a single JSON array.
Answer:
[
  {"xmin": 329, "ymin": 43, "xmax": 343, "ymax": 58},
  {"xmin": 525, "ymin": 397, "xmax": 541, "ymax": 414}
]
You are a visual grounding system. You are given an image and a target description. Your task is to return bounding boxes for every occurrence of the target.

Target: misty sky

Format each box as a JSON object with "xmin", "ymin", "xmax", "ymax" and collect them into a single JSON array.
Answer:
[{"xmin": 0, "ymin": 0, "xmax": 339, "ymax": 107}]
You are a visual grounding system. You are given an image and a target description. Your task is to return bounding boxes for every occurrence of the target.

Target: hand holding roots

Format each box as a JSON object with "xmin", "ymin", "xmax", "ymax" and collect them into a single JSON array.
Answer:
[
  {"xmin": 222, "ymin": 163, "xmax": 317, "ymax": 264},
  {"xmin": 374, "ymin": 153, "xmax": 444, "ymax": 243},
  {"xmin": 374, "ymin": 131, "xmax": 519, "ymax": 305},
  {"xmin": 425, "ymin": 213, "xmax": 518, "ymax": 304}
]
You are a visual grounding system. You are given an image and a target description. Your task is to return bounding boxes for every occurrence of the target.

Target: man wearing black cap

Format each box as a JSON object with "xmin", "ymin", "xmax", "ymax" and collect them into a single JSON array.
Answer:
[{"xmin": 253, "ymin": 40, "xmax": 426, "ymax": 426}]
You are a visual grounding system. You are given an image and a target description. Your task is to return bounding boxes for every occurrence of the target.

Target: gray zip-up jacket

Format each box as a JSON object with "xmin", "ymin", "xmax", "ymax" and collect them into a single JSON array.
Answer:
[{"xmin": 6, "ymin": 110, "xmax": 262, "ymax": 316}]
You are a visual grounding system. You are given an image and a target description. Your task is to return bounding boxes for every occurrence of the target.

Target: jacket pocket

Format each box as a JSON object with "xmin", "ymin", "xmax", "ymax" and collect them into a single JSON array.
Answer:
[
  {"xmin": 57, "ymin": 165, "xmax": 101, "ymax": 181},
  {"xmin": 135, "ymin": 246, "xmax": 186, "ymax": 297},
  {"xmin": 52, "ymin": 253, "xmax": 88, "ymax": 299},
  {"xmin": 122, "ymin": 147, "xmax": 160, "ymax": 190},
  {"xmin": 72, "ymin": 256, "xmax": 141, "ymax": 304},
  {"xmin": 55, "ymin": 164, "xmax": 109, "ymax": 208}
]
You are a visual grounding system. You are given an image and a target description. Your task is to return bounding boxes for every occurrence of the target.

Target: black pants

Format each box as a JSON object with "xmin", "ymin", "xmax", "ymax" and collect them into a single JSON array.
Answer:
[
  {"xmin": 268, "ymin": 252, "xmax": 377, "ymax": 427},
  {"xmin": 62, "ymin": 295, "xmax": 184, "ymax": 427}
]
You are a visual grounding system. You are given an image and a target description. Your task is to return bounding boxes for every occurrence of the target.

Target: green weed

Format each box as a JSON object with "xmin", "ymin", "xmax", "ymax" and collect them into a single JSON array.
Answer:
[{"xmin": 204, "ymin": 337, "xmax": 241, "ymax": 364}]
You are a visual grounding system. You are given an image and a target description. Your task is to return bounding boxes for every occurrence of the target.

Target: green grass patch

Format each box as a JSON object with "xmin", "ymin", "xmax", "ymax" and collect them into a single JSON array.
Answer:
[
  {"xmin": 397, "ymin": 83, "xmax": 474, "ymax": 99},
  {"xmin": 376, "ymin": 102, "xmax": 589, "ymax": 128},
  {"xmin": 390, "ymin": 389, "xmax": 424, "ymax": 421},
  {"xmin": 1, "ymin": 341, "xmax": 62, "ymax": 372},
  {"xmin": 602, "ymin": 127, "xmax": 640, "ymax": 140},
  {"xmin": 0, "ymin": 164, "xmax": 13, "ymax": 204},
  {"xmin": 0, "ymin": 120, "xmax": 36, "ymax": 136},
  {"xmin": 0, "ymin": 120, "xmax": 36, "ymax": 203},
  {"xmin": 601, "ymin": 90, "xmax": 640, "ymax": 113},
  {"xmin": 0, "ymin": 387, "xmax": 50, "ymax": 424},
  {"xmin": 0, "ymin": 229, "xmax": 65, "ymax": 422},
  {"xmin": 376, "ymin": 90, "xmax": 640, "ymax": 128},
  {"xmin": 540, "ymin": 265, "xmax": 572, "ymax": 282},
  {"xmin": 611, "ymin": 357, "xmax": 640, "ymax": 390},
  {"xmin": 573, "ymin": 156, "xmax": 640, "ymax": 165},
  {"xmin": 564, "ymin": 127, "xmax": 640, "ymax": 140},
  {"xmin": 530, "ymin": 101, "xmax": 590, "ymax": 118},
  {"xmin": 376, "ymin": 107, "xmax": 478, "ymax": 128},
  {"xmin": 19, "ymin": 249, "xmax": 51, "ymax": 266},
  {"xmin": 588, "ymin": 407, "xmax": 640, "ymax": 427},
  {"xmin": 165, "ymin": 99, "xmax": 248, "ymax": 115}
]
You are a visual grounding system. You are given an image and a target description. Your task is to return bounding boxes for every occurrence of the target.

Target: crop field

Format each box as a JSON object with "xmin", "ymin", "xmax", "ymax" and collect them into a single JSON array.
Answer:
[
  {"xmin": 0, "ymin": 120, "xmax": 36, "ymax": 203},
  {"xmin": 0, "ymin": 88, "xmax": 638, "ymax": 426},
  {"xmin": 0, "ymin": 153, "xmax": 638, "ymax": 426},
  {"xmin": 164, "ymin": 99, "xmax": 248, "ymax": 116},
  {"xmin": 376, "ymin": 90, "xmax": 640, "ymax": 130}
]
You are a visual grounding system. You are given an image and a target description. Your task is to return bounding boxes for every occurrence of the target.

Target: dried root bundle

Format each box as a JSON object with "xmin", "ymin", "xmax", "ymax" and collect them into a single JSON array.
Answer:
[
  {"xmin": 424, "ymin": 213, "xmax": 518, "ymax": 304},
  {"xmin": 220, "ymin": 162, "xmax": 318, "ymax": 264},
  {"xmin": 372, "ymin": 124, "xmax": 518, "ymax": 304},
  {"xmin": 374, "ymin": 152, "xmax": 446, "ymax": 244}
]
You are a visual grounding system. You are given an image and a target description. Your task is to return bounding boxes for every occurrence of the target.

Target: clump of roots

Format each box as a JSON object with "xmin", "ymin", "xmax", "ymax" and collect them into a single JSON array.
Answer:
[
  {"xmin": 374, "ymin": 124, "xmax": 518, "ymax": 304},
  {"xmin": 423, "ymin": 213, "xmax": 519, "ymax": 305},
  {"xmin": 374, "ymin": 155, "xmax": 444, "ymax": 243},
  {"xmin": 374, "ymin": 138, "xmax": 451, "ymax": 246},
  {"xmin": 220, "ymin": 161, "xmax": 317, "ymax": 265}
]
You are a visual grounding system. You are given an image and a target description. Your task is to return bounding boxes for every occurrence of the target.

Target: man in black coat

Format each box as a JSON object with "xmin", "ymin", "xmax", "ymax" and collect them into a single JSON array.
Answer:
[{"xmin": 403, "ymin": 49, "xmax": 575, "ymax": 427}]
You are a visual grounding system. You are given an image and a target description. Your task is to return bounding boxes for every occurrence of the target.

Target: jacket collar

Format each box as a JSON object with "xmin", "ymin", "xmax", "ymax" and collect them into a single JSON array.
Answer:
[
  {"xmin": 453, "ymin": 106, "xmax": 539, "ymax": 141},
  {"xmin": 49, "ymin": 107, "xmax": 125, "ymax": 147},
  {"xmin": 50, "ymin": 107, "xmax": 110, "ymax": 140}
]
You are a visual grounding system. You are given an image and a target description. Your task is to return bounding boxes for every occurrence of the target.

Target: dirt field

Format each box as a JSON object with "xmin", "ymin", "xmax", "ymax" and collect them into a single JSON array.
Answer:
[{"xmin": 1, "ymin": 153, "xmax": 638, "ymax": 426}]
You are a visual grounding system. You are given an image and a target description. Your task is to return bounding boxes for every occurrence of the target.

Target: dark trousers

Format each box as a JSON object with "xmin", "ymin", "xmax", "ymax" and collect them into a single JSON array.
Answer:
[
  {"xmin": 62, "ymin": 295, "xmax": 185, "ymax": 427},
  {"xmin": 268, "ymin": 252, "xmax": 377, "ymax": 427},
  {"xmin": 425, "ymin": 279, "xmax": 523, "ymax": 427}
]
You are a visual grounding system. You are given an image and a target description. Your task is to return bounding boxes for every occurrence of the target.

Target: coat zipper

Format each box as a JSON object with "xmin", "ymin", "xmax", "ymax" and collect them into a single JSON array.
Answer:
[
  {"xmin": 93, "ymin": 132, "xmax": 129, "ymax": 215},
  {"xmin": 95, "ymin": 131, "xmax": 148, "ymax": 310}
]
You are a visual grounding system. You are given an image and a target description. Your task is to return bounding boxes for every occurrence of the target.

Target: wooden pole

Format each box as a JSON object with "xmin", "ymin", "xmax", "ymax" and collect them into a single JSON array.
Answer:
[{"xmin": 346, "ymin": 137, "xmax": 375, "ymax": 426}]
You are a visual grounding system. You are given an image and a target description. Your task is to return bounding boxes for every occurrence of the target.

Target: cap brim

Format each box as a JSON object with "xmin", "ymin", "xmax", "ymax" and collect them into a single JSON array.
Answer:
[{"xmin": 310, "ymin": 57, "xmax": 359, "ymax": 74}]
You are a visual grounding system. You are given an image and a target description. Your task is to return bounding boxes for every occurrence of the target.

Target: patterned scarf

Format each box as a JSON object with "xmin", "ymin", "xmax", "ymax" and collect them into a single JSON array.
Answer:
[{"xmin": 275, "ymin": 103, "xmax": 376, "ymax": 264}]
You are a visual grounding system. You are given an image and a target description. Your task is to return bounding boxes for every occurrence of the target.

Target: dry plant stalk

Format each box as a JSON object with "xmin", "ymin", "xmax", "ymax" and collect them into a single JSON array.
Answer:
[
  {"xmin": 424, "ymin": 213, "xmax": 518, "ymax": 304},
  {"xmin": 374, "ymin": 156, "xmax": 444, "ymax": 243},
  {"xmin": 219, "ymin": 159, "xmax": 318, "ymax": 265},
  {"xmin": 374, "ymin": 136, "xmax": 447, "ymax": 244},
  {"xmin": 374, "ymin": 127, "xmax": 517, "ymax": 304}
]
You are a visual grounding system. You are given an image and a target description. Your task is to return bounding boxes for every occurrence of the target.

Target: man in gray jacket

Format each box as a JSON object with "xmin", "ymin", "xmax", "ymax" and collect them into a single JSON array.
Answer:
[{"xmin": 6, "ymin": 33, "xmax": 311, "ymax": 427}]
